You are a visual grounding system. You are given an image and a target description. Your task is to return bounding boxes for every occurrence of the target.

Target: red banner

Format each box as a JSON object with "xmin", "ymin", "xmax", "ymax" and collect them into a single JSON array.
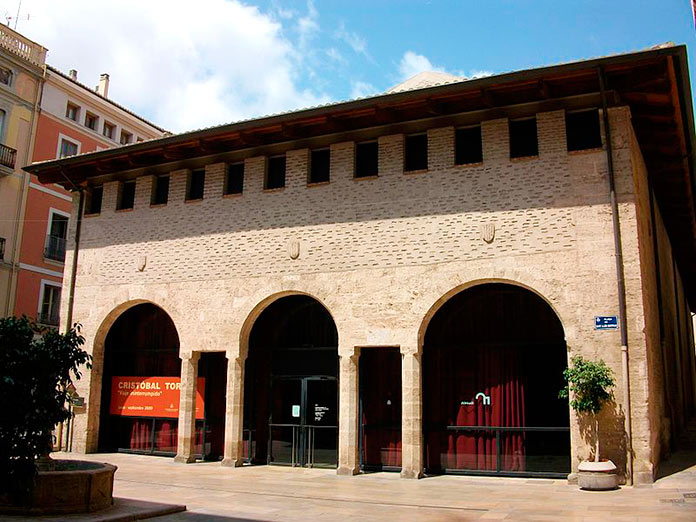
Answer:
[{"xmin": 110, "ymin": 376, "xmax": 205, "ymax": 419}]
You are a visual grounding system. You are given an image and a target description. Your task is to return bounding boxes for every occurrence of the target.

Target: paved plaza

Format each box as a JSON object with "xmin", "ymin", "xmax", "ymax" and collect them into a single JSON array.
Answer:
[{"xmin": 14, "ymin": 450, "xmax": 695, "ymax": 521}]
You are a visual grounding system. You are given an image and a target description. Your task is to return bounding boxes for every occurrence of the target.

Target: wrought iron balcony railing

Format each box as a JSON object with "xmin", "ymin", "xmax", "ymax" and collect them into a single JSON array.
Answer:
[
  {"xmin": 0, "ymin": 143, "xmax": 16, "ymax": 170},
  {"xmin": 44, "ymin": 234, "xmax": 66, "ymax": 262}
]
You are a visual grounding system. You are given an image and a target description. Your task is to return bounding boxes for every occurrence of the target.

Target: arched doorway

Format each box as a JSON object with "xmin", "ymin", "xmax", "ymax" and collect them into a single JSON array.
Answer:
[
  {"xmin": 243, "ymin": 295, "xmax": 339, "ymax": 468},
  {"xmin": 98, "ymin": 303, "xmax": 184, "ymax": 454},
  {"xmin": 423, "ymin": 283, "xmax": 570, "ymax": 477}
]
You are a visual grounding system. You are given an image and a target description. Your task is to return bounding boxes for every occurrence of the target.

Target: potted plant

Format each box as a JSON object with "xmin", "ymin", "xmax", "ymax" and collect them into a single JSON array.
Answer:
[{"xmin": 559, "ymin": 355, "xmax": 618, "ymax": 490}]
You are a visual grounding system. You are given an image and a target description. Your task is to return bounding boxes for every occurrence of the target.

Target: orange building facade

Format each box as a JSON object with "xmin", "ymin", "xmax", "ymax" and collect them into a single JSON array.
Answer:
[{"xmin": 13, "ymin": 65, "xmax": 165, "ymax": 326}]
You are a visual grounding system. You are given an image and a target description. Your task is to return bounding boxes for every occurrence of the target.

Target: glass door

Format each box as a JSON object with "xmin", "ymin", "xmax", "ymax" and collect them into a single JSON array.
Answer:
[
  {"xmin": 305, "ymin": 377, "xmax": 338, "ymax": 467},
  {"xmin": 268, "ymin": 376, "xmax": 337, "ymax": 467}
]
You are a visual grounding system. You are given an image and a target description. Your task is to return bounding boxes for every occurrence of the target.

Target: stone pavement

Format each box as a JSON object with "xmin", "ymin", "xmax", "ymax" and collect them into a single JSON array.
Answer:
[{"xmin": 39, "ymin": 452, "xmax": 696, "ymax": 521}]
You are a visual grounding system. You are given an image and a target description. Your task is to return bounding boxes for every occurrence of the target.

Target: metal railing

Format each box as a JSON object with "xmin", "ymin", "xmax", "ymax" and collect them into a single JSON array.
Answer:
[
  {"xmin": 44, "ymin": 234, "xmax": 66, "ymax": 262},
  {"xmin": 432, "ymin": 425, "xmax": 571, "ymax": 478},
  {"xmin": 37, "ymin": 310, "xmax": 60, "ymax": 327},
  {"xmin": 0, "ymin": 25, "xmax": 47, "ymax": 65},
  {"xmin": 0, "ymin": 143, "xmax": 16, "ymax": 169}
]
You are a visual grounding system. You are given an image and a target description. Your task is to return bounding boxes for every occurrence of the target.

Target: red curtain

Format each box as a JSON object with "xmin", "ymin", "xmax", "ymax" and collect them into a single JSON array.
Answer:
[
  {"xmin": 361, "ymin": 349, "xmax": 402, "ymax": 468},
  {"xmin": 426, "ymin": 344, "xmax": 526, "ymax": 472}
]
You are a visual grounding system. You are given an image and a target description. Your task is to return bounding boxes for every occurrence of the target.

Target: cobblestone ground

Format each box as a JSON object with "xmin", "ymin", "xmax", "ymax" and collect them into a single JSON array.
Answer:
[{"xmin": 36, "ymin": 450, "xmax": 696, "ymax": 522}]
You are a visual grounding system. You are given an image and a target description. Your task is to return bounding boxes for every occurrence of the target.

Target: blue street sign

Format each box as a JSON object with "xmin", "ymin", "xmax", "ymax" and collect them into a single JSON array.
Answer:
[{"xmin": 595, "ymin": 316, "xmax": 618, "ymax": 330}]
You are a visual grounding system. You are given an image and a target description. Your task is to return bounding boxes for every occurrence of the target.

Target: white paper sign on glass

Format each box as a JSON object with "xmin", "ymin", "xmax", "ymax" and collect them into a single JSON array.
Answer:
[{"xmin": 292, "ymin": 404, "xmax": 300, "ymax": 418}]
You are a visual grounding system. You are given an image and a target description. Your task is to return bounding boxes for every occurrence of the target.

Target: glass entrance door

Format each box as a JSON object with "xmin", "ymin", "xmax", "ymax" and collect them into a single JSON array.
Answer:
[{"xmin": 268, "ymin": 376, "xmax": 337, "ymax": 467}]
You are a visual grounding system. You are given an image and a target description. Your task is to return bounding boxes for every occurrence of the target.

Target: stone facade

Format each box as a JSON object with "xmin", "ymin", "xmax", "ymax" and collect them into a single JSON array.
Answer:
[{"xmin": 58, "ymin": 106, "xmax": 694, "ymax": 484}]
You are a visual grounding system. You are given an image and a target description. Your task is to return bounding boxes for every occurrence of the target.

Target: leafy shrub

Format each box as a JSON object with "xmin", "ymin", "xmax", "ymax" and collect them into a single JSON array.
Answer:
[
  {"xmin": 559, "ymin": 355, "xmax": 615, "ymax": 415},
  {"xmin": 0, "ymin": 317, "xmax": 91, "ymax": 500}
]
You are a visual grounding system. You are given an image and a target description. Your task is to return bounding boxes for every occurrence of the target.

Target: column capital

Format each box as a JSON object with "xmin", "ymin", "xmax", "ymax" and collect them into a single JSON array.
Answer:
[
  {"xmin": 225, "ymin": 350, "xmax": 245, "ymax": 364},
  {"xmin": 400, "ymin": 346, "xmax": 421, "ymax": 358},
  {"xmin": 180, "ymin": 351, "xmax": 201, "ymax": 363}
]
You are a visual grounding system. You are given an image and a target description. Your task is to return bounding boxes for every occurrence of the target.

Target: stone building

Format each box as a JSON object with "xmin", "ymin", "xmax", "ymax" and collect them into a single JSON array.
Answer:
[{"xmin": 25, "ymin": 44, "xmax": 696, "ymax": 485}]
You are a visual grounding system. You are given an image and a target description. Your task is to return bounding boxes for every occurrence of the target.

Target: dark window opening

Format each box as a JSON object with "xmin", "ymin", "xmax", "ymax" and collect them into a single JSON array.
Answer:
[
  {"xmin": 404, "ymin": 133, "xmax": 428, "ymax": 172},
  {"xmin": 309, "ymin": 148, "xmax": 330, "ymax": 184},
  {"xmin": 509, "ymin": 118, "xmax": 538, "ymax": 158},
  {"xmin": 117, "ymin": 181, "xmax": 136, "ymax": 210},
  {"xmin": 86, "ymin": 186, "xmax": 103, "ymax": 215},
  {"xmin": 355, "ymin": 141, "xmax": 378, "ymax": 178},
  {"xmin": 152, "ymin": 175, "xmax": 169, "ymax": 205},
  {"xmin": 266, "ymin": 156, "xmax": 286, "ymax": 190},
  {"xmin": 455, "ymin": 126, "xmax": 483, "ymax": 165},
  {"xmin": 566, "ymin": 109, "xmax": 602, "ymax": 152},
  {"xmin": 225, "ymin": 163, "xmax": 244, "ymax": 195},
  {"xmin": 187, "ymin": 169, "xmax": 205, "ymax": 200},
  {"xmin": 85, "ymin": 112, "xmax": 98, "ymax": 131}
]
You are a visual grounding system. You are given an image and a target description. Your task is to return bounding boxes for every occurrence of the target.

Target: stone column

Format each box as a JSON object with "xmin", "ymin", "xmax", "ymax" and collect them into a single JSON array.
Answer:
[
  {"xmin": 222, "ymin": 352, "xmax": 245, "ymax": 467},
  {"xmin": 337, "ymin": 347, "xmax": 360, "ymax": 475},
  {"xmin": 174, "ymin": 351, "xmax": 200, "ymax": 463},
  {"xmin": 400, "ymin": 349, "xmax": 423, "ymax": 478}
]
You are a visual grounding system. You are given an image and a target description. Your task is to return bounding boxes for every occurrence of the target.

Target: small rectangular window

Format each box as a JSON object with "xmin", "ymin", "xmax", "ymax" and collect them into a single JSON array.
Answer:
[
  {"xmin": 224, "ymin": 163, "xmax": 244, "ymax": 195},
  {"xmin": 120, "ymin": 130, "xmax": 132, "ymax": 145},
  {"xmin": 355, "ymin": 141, "xmax": 378, "ymax": 178},
  {"xmin": 59, "ymin": 138, "xmax": 78, "ymax": 158},
  {"xmin": 509, "ymin": 117, "xmax": 538, "ymax": 158},
  {"xmin": 152, "ymin": 175, "xmax": 169, "ymax": 205},
  {"xmin": 66, "ymin": 103, "xmax": 79, "ymax": 121},
  {"xmin": 455, "ymin": 126, "xmax": 483, "ymax": 165},
  {"xmin": 309, "ymin": 148, "xmax": 330, "ymax": 184},
  {"xmin": 187, "ymin": 169, "xmax": 205, "ymax": 200},
  {"xmin": 84, "ymin": 112, "xmax": 98, "ymax": 131},
  {"xmin": 265, "ymin": 155, "xmax": 286, "ymax": 190},
  {"xmin": 404, "ymin": 133, "xmax": 428, "ymax": 172},
  {"xmin": 566, "ymin": 109, "xmax": 602, "ymax": 152},
  {"xmin": 103, "ymin": 122, "xmax": 115, "ymax": 139},
  {"xmin": 39, "ymin": 284, "xmax": 61, "ymax": 327},
  {"xmin": 117, "ymin": 181, "xmax": 136, "ymax": 210},
  {"xmin": 86, "ymin": 186, "xmax": 103, "ymax": 215}
]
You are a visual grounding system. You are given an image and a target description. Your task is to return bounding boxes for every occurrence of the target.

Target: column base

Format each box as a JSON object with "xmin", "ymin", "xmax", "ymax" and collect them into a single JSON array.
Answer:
[
  {"xmin": 400, "ymin": 468, "xmax": 423, "ymax": 479},
  {"xmin": 174, "ymin": 454, "xmax": 196, "ymax": 464},
  {"xmin": 336, "ymin": 465, "xmax": 359, "ymax": 476},
  {"xmin": 221, "ymin": 458, "xmax": 244, "ymax": 467}
]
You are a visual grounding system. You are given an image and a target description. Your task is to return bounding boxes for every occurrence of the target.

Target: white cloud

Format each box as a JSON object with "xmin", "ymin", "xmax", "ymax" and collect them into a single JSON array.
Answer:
[
  {"xmin": 350, "ymin": 81, "xmax": 377, "ymax": 99},
  {"xmin": 398, "ymin": 51, "xmax": 445, "ymax": 79},
  {"xmin": 335, "ymin": 22, "xmax": 368, "ymax": 57},
  {"xmin": 16, "ymin": 0, "xmax": 330, "ymax": 132}
]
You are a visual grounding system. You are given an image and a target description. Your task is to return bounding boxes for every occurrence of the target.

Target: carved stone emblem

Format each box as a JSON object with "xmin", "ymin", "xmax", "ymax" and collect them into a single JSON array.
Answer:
[
  {"xmin": 480, "ymin": 223, "xmax": 495, "ymax": 243},
  {"xmin": 288, "ymin": 240, "xmax": 300, "ymax": 260},
  {"xmin": 137, "ymin": 256, "xmax": 147, "ymax": 272}
]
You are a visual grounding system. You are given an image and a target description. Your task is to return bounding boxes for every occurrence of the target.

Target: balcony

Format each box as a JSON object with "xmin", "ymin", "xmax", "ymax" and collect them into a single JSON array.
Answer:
[
  {"xmin": 44, "ymin": 234, "xmax": 66, "ymax": 263},
  {"xmin": 0, "ymin": 143, "xmax": 16, "ymax": 170},
  {"xmin": 0, "ymin": 25, "xmax": 47, "ymax": 66},
  {"xmin": 37, "ymin": 311, "xmax": 60, "ymax": 327}
]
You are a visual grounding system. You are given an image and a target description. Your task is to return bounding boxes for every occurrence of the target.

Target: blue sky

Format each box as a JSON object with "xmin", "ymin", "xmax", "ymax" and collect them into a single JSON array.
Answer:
[{"xmin": 9, "ymin": 0, "xmax": 696, "ymax": 132}]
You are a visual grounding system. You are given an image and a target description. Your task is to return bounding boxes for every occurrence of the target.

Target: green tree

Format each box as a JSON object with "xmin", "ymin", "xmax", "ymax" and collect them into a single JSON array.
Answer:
[
  {"xmin": 0, "ymin": 317, "xmax": 91, "ymax": 500},
  {"xmin": 559, "ymin": 355, "xmax": 615, "ymax": 462}
]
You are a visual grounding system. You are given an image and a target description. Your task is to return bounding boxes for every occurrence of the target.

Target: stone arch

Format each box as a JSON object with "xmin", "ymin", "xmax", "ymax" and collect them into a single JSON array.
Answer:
[
  {"xmin": 419, "ymin": 280, "xmax": 571, "ymax": 477},
  {"xmin": 238, "ymin": 290, "xmax": 340, "ymax": 361},
  {"xmin": 417, "ymin": 277, "xmax": 571, "ymax": 356},
  {"xmin": 85, "ymin": 299, "xmax": 180, "ymax": 452}
]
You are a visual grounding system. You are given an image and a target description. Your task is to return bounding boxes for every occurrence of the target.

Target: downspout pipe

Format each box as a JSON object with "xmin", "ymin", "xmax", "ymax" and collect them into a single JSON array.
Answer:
[
  {"xmin": 598, "ymin": 66, "xmax": 633, "ymax": 485},
  {"xmin": 58, "ymin": 168, "xmax": 84, "ymax": 331}
]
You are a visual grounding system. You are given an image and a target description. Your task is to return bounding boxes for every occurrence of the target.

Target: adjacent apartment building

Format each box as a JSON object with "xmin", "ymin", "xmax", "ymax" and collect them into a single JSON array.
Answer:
[
  {"xmin": 25, "ymin": 44, "xmax": 696, "ymax": 486},
  {"xmin": 14, "ymin": 64, "xmax": 165, "ymax": 326},
  {"xmin": 0, "ymin": 25, "xmax": 45, "ymax": 318},
  {"xmin": 0, "ymin": 23, "xmax": 166, "ymax": 327}
]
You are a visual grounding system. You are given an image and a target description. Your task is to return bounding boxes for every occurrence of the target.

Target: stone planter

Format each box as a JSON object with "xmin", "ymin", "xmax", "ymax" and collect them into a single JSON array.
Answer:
[
  {"xmin": 0, "ymin": 460, "xmax": 117, "ymax": 515},
  {"xmin": 578, "ymin": 460, "xmax": 619, "ymax": 491}
]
